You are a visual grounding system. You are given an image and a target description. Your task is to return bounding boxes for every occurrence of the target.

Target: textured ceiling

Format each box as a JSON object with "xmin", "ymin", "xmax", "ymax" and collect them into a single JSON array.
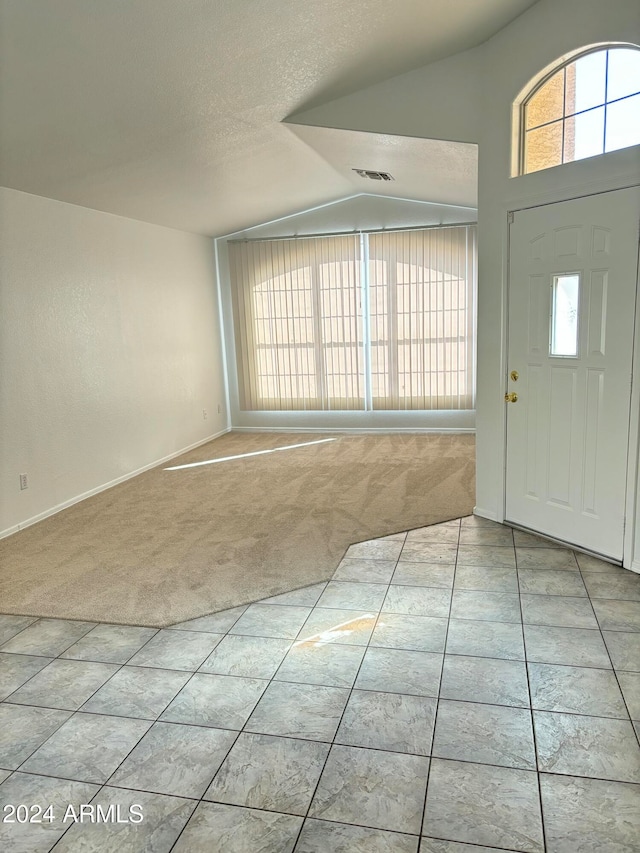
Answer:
[{"xmin": 0, "ymin": 0, "xmax": 537, "ymax": 235}]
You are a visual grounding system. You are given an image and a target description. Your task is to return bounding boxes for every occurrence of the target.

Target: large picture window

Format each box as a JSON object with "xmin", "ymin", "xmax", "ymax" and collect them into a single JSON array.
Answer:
[{"xmin": 229, "ymin": 226, "xmax": 476, "ymax": 412}]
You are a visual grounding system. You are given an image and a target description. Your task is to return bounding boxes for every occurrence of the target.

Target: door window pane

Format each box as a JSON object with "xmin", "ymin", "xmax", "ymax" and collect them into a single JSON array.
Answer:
[{"xmin": 551, "ymin": 274, "xmax": 580, "ymax": 357}]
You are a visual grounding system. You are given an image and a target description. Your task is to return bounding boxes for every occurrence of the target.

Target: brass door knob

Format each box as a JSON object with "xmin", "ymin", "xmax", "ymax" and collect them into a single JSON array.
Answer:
[
  {"xmin": 504, "ymin": 392, "xmax": 518, "ymax": 403},
  {"xmin": 510, "ymin": 370, "xmax": 519, "ymax": 381}
]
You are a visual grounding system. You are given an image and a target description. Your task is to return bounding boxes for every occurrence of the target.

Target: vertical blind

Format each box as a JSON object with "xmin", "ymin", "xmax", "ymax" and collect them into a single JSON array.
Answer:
[{"xmin": 229, "ymin": 225, "xmax": 476, "ymax": 412}]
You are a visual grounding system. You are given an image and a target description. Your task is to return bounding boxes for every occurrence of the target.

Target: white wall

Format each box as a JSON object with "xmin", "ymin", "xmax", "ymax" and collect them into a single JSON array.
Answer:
[
  {"xmin": 0, "ymin": 188, "xmax": 227, "ymax": 535},
  {"xmin": 291, "ymin": 0, "xmax": 640, "ymax": 563},
  {"xmin": 218, "ymin": 194, "xmax": 477, "ymax": 432}
]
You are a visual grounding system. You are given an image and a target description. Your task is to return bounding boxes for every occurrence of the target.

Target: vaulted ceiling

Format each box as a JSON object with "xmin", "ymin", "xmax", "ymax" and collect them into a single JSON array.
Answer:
[{"xmin": 0, "ymin": 0, "xmax": 538, "ymax": 235}]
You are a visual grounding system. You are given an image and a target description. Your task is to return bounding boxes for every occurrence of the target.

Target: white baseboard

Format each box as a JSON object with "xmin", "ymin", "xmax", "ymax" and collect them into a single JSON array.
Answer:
[
  {"xmin": 630, "ymin": 560, "xmax": 640, "ymax": 575},
  {"xmin": 232, "ymin": 426, "xmax": 476, "ymax": 435},
  {"xmin": 0, "ymin": 428, "xmax": 231, "ymax": 541}
]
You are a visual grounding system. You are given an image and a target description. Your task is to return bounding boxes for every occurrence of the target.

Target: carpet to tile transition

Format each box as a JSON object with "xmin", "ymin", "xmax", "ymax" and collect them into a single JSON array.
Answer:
[{"xmin": 0, "ymin": 432, "xmax": 475, "ymax": 626}]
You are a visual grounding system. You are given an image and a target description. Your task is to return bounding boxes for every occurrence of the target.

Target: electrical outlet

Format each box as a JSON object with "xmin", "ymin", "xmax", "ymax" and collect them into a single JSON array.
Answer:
[
  {"xmin": 19, "ymin": 473, "xmax": 28, "ymax": 490},
  {"xmin": 217, "ymin": 403, "xmax": 222, "ymax": 414},
  {"xmin": 202, "ymin": 409, "xmax": 208, "ymax": 420}
]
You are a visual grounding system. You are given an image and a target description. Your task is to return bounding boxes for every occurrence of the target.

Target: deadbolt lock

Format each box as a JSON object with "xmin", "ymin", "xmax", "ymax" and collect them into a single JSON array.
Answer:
[
  {"xmin": 510, "ymin": 370, "xmax": 519, "ymax": 382},
  {"xmin": 504, "ymin": 392, "xmax": 518, "ymax": 403}
]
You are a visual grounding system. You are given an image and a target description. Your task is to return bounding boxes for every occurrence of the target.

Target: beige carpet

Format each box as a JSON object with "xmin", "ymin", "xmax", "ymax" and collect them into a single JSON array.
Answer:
[{"xmin": 0, "ymin": 432, "xmax": 475, "ymax": 627}]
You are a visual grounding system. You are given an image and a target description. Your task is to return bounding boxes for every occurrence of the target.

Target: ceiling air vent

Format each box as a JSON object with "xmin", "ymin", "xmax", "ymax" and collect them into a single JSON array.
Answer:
[{"xmin": 353, "ymin": 169, "xmax": 394, "ymax": 181}]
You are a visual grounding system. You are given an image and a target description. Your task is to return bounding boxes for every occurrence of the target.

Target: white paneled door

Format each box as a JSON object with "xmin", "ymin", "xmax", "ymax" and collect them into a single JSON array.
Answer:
[{"xmin": 505, "ymin": 188, "xmax": 640, "ymax": 560}]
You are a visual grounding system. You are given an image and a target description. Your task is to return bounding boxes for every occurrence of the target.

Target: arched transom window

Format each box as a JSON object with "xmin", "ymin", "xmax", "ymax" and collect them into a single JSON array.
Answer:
[{"xmin": 518, "ymin": 45, "xmax": 640, "ymax": 175}]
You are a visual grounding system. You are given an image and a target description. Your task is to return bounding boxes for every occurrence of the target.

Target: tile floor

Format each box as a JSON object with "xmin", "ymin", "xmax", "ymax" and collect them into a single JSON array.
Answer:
[{"xmin": 1, "ymin": 515, "xmax": 639, "ymax": 852}]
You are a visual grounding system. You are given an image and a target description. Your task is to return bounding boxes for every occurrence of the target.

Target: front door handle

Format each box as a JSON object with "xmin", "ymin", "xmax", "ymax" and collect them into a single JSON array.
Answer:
[{"xmin": 504, "ymin": 392, "xmax": 518, "ymax": 403}]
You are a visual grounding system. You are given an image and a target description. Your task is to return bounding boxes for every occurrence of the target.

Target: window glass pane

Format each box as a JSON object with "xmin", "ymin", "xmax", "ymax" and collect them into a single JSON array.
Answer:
[
  {"xmin": 551, "ymin": 274, "xmax": 580, "ymax": 357},
  {"xmin": 525, "ymin": 121, "xmax": 563, "ymax": 173},
  {"xmin": 571, "ymin": 51, "xmax": 607, "ymax": 113},
  {"xmin": 606, "ymin": 48, "xmax": 640, "ymax": 102},
  {"xmin": 564, "ymin": 106, "xmax": 605, "ymax": 162},
  {"xmin": 605, "ymin": 92, "xmax": 640, "ymax": 152},
  {"xmin": 526, "ymin": 69, "xmax": 565, "ymax": 129}
]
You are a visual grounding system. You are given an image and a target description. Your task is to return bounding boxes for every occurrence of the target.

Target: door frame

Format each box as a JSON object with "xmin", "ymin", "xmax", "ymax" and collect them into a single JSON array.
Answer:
[{"xmin": 495, "ymin": 180, "xmax": 640, "ymax": 571}]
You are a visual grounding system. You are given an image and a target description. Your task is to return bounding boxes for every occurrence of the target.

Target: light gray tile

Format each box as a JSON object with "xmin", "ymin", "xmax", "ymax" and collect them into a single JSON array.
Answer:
[
  {"xmin": 460, "ymin": 516, "xmax": 502, "ymax": 529},
  {"xmin": 534, "ymin": 710, "xmax": 640, "ymax": 782},
  {"xmin": 6, "ymin": 659, "xmax": 119, "ymax": 710},
  {"xmin": 459, "ymin": 527, "xmax": 514, "ymax": 546},
  {"xmin": 456, "ymin": 545, "xmax": 516, "ymax": 568},
  {"xmin": 400, "ymin": 543, "xmax": 458, "ymax": 564},
  {"xmin": 454, "ymin": 565, "xmax": 518, "ymax": 593},
  {"xmin": 518, "ymin": 569, "xmax": 587, "ymax": 597},
  {"xmin": 169, "ymin": 605, "xmax": 247, "ymax": 633},
  {"xmin": 109, "ymin": 721, "xmax": 237, "ymax": 798},
  {"xmin": 391, "ymin": 562, "xmax": 455, "ymax": 588},
  {"xmin": 422, "ymin": 759, "xmax": 543, "ymax": 853},
  {"xmin": 432, "ymin": 699, "xmax": 536, "ymax": 770},
  {"xmin": 602, "ymin": 631, "xmax": 640, "ymax": 671},
  {"xmin": 199, "ymin": 634, "xmax": 291, "ymax": 678},
  {"xmin": 309, "ymin": 744, "xmax": 429, "ymax": 834},
  {"xmin": 229, "ymin": 604, "xmax": 311, "ymax": 640},
  {"xmin": 0, "ymin": 653, "xmax": 52, "ymax": 700},
  {"xmin": 591, "ymin": 599, "xmax": 640, "ymax": 632},
  {"xmin": 528, "ymin": 662, "xmax": 628, "ymax": 718},
  {"xmin": 297, "ymin": 820, "xmax": 419, "ymax": 853},
  {"xmin": 245, "ymin": 681, "xmax": 349, "ymax": 741},
  {"xmin": 21, "ymin": 712, "xmax": 151, "ymax": 784},
  {"xmin": 172, "ymin": 801, "xmax": 302, "ymax": 853},
  {"xmin": 274, "ymin": 641, "xmax": 365, "ymax": 688},
  {"xmin": 82, "ymin": 666, "xmax": 190, "ymax": 719},
  {"xmin": 440, "ymin": 655, "xmax": 530, "ymax": 708},
  {"xmin": 355, "ymin": 647, "xmax": 443, "ymax": 697},
  {"xmin": 230, "ymin": 604, "xmax": 313, "ymax": 639},
  {"xmin": 205, "ymin": 732, "xmax": 328, "ymax": 815},
  {"xmin": 161, "ymin": 673, "xmax": 268, "ymax": 729},
  {"xmin": 513, "ymin": 529, "xmax": 560, "ymax": 548},
  {"xmin": 345, "ymin": 539, "xmax": 403, "ymax": 561},
  {"xmin": 406, "ymin": 524, "xmax": 460, "ymax": 544},
  {"xmin": 540, "ymin": 773, "xmax": 640, "ymax": 853},
  {"xmin": 316, "ymin": 582, "xmax": 388, "ymax": 611},
  {"xmin": 575, "ymin": 553, "xmax": 622, "ymax": 573},
  {"xmin": 126, "ymin": 629, "xmax": 223, "ymax": 670},
  {"xmin": 371, "ymin": 614, "xmax": 448, "ymax": 653},
  {"xmin": 446, "ymin": 619, "xmax": 525, "ymax": 661},
  {"xmin": 382, "ymin": 585, "xmax": 451, "ymax": 618},
  {"xmin": 333, "ymin": 558, "xmax": 396, "ymax": 584},
  {"xmin": 61, "ymin": 624, "xmax": 158, "ymax": 663},
  {"xmin": 376, "ymin": 531, "xmax": 409, "ymax": 542},
  {"xmin": 261, "ymin": 583, "xmax": 327, "ymax": 606},
  {"xmin": 296, "ymin": 608, "xmax": 377, "ymax": 646},
  {"xmin": 524, "ymin": 625, "xmax": 611, "ymax": 669},
  {"xmin": 516, "ymin": 548, "xmax": 578, "ymax": 571},
  {"xmin": 520, "ymin": 594, "xmax": 597, "ymax": 629},
  {"xmin": 617, "ymin": 671, "xmax": 640, "ymax": 720},
  {"xmin": 0, "ymin": 703, "xmax": 71, "ymax": 769},
  {"xmin": 336, "ymin": 690, "xmax": 436, "ymax": 755},
  {"xmin": 53, "ymin": 786, "xmax": 195, "ymax": 853},
  {"xmin": 0, "ymin": 619, "xmax": 96, "ymax": 656},
  {"xmin": 450, "ymin": 590, "xmax": 521, "ymax": 623},
  {"xmin": 420, "ymin": 840, "xmax": 509, "ymax": 853},
  {"xmin": 582, "ymin": 571, "xmax": 640, "ymax": 601},
  {"xmin": 0, "ymin": 772, "xmax": 99, "ymax": 853},
  {"xmin": 0, "ymin": 769, "xmax": 10, "ymax": 784},
  {"xmin": 0, "ymin": 615, "xmax": 37, "ymax": 645}
]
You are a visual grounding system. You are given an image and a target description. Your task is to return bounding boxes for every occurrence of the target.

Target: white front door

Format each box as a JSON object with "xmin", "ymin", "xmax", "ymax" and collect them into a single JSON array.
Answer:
[{"xmin": 505, "ymin": 187, "xmax": 640, "ymax": 560}]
